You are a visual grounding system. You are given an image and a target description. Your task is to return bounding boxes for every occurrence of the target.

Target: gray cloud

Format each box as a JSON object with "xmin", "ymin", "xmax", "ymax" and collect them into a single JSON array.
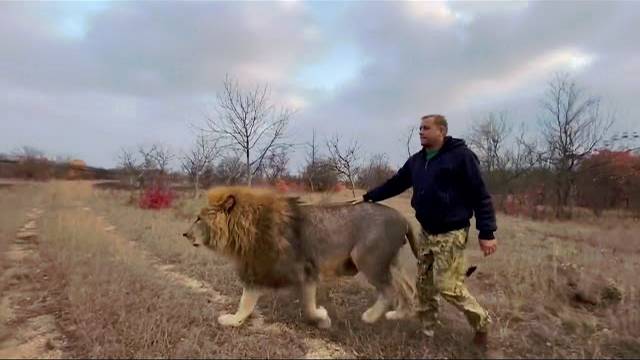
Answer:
[
  {"xmin": 293, "ymin": 1, "xmax": 640, "ymax": 167},
  {"xmin": 0, "ymin": 2, "xmax": 326, "ymax": 166},
  {"xmin": 0, "ymin": 2, "xmax": 325, "ymax": 96},
  {"xmin": 1, "ymin": 1, "xmax": 638, "ymax": 170}
]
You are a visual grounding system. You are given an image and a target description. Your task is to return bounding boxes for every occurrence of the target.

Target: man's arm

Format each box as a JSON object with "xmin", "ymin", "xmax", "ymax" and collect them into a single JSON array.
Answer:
[
  {"xmin": 462, "ymin": 150, "xmax": 497, "ymax": 240},
  {"xmin": 362, "ymin": 158, "xmax": 413, "ymax": 203}
]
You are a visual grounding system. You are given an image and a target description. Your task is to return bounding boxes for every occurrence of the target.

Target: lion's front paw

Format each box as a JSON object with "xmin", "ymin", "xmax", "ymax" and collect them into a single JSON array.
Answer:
[{"xmin": 217, "ymin": 313, "xmax": 244, "ymax": 327}]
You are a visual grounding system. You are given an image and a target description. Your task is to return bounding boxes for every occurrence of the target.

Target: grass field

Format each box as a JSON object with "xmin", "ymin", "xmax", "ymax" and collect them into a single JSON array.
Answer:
[{"xmin": 1, "ymin": 180, "xmax": 638, "ymax": 358}]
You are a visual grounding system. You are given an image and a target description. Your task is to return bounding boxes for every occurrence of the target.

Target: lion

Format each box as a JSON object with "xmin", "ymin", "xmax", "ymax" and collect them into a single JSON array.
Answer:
[{"xmin": 182, "ymin": 186, "xmax": 418, "ymax": 329}]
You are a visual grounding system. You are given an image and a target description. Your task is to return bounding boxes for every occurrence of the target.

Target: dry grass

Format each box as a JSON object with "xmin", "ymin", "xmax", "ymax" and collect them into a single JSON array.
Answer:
[
  {"xmin": 515, "ymin": 215, "xmax": 640, "ymax": 255},
  {"xmin": 0, "ymin": 183, "xmax": 42, "ymax": 250},
  {"xmin": 33, "ymin": 182, "xmax": 306, "ymax": 358},
  {"xmin": 89, "ymin": 188, "xmax": 440, "ymax": 358},
  {"xmin": 3, "ymin": 181, "xmax": 638, "ymax": 358},
  {"xmin": 91, "ymin": 185, "xmax": 640, "ymax": 358},
  {"xmin": 0, "ymin": 184, "xmax": 44, "ymax": 344},
  {"xmin": 469, "ymin": 215, "xmax": 639, "ymax": 358},
  {"xmin": 0, "ymin": 183, "xmax": 46, "ymax": 290}
]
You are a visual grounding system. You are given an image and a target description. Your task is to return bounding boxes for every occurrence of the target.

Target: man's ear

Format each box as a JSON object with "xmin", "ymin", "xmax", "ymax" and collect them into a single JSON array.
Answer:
[{"xmin": 223, "ymin": 195, "xmax": 236, "ymax": 213}]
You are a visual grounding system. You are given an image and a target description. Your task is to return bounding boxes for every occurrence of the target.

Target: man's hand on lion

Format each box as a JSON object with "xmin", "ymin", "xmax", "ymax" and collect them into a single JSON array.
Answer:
[
  {"xmin": 479, "ymin": 238, "xmax": 497, "ymax": 257},
  {"xmin": 349, "ymin": 197, "xmax": 370, "ymax": 205}
]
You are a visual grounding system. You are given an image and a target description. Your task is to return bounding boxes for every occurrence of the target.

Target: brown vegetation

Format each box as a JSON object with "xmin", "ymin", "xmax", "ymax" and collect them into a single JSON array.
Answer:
[{"xmin": 1, "ymin": 181, "xmax": 638, "ymax": 358}]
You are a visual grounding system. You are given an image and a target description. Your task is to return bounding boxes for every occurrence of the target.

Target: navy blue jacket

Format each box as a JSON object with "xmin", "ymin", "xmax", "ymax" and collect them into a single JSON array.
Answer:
[{"xmin": 363, "ymin": 136, "xmax": 497, "ymax": 240}]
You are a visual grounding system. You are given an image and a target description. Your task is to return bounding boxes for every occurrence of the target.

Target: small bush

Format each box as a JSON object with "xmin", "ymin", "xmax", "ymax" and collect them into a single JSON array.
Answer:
[{"xmin": 138, "ymin": 186, "xmax": 175, "ymax": 209}]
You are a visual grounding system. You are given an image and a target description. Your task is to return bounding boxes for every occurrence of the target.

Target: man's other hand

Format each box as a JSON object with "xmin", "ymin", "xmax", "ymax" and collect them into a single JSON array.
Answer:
[
  {"xmin": 479, "ymin": 239, "xmax": 497, "ymax": 257},
  {"xmin": 349, "ymin": 198, "xmax": 364, "ymax": 205}
]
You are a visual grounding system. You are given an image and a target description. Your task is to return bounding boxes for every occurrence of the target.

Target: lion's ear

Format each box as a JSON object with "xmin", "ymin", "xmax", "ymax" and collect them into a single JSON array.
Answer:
[{"xmin": 223, "ymin": 195, "xmax": 236, "ymax": 213}]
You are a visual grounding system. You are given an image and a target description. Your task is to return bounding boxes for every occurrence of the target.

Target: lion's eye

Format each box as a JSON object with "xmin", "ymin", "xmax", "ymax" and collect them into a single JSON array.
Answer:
[{"xmin": 196, "ymin": 216, "xmax": 201, "ymax": 223}]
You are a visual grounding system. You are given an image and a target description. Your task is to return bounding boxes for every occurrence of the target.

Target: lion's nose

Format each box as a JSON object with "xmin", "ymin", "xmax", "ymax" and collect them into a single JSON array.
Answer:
[{"xmin": 192, "ymin": 243, "xmax": 200, "ymax": 247}]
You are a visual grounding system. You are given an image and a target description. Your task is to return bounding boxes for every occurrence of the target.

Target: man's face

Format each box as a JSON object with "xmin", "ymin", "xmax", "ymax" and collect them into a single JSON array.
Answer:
[{"xmin": 419, "ymin": 117, "xmax": 445, "ymax": 148}]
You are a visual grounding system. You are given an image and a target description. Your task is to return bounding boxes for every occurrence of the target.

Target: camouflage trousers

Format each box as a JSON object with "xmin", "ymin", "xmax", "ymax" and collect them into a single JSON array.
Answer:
[{"xmin": 415, "ymin": 227, "xmax": 491, "ymax": 333}]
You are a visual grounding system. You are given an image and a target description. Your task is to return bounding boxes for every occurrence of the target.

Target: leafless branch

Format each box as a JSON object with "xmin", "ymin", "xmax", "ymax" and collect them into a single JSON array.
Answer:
[
  {"xmin": 539, "ymin": 72, "xmax": 615, "ymax": 217},
  {"xmin": 327, "ymin": 134, "xmax": 361, "ymax": 198},
  {"xmin": 181, "ymin": 134, "xmax": 220, "ymax": 197},
  {"xmin": 203, "ymin": 74, "xmax": 293, "ymax": 186}
]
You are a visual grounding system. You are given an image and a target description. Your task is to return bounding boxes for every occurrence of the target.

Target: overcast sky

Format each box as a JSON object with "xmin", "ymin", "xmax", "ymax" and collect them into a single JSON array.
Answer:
[{"xmin": 1, "ymin": 1, "xmax": 638, "ymax": 171}]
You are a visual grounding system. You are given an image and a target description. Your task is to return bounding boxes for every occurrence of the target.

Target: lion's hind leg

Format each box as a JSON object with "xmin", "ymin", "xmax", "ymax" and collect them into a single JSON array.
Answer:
[
  {"xmin": 302, "ymin": 281, "xmax": 332, "ymax": 329},
  {"xmin": 384, "ymin": 260, "xmax": 417, "ymax": 320},
  {"xmin": 351, "ymin": 249, "xmax": 395, "ymax": 324},
  {"xmin": 361, "ymin": 285, "xmax": 395, "ymax": 323},
  {"xmin": 217, "ymin": 287, "xmax": 262, "ymax": 327}
]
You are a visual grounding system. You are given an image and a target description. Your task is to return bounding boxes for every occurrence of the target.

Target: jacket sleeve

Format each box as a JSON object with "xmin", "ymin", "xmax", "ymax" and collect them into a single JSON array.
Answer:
[
  {"xmin": 363, "ymin": 158, "xmax": 412, "ymax": 203},
  {"xmin": 462, "ymin": 150, "xmax": 497, "ymax": 240}
]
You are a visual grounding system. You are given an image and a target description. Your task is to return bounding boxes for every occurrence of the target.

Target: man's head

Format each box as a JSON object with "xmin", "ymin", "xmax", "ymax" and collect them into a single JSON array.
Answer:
[{"xmin": 419, "ymin": 114, "xmax": 448, "ymax": 149}]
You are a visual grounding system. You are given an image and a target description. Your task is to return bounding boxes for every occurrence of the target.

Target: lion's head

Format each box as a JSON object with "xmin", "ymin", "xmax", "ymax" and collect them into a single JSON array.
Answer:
[
  {"xmin": 182, "ymin": 207, "xmax": 213, "ymax": 248},
  {"xmin": 182, "ymin": 186, "xmax": 293, "ymax": 259}
]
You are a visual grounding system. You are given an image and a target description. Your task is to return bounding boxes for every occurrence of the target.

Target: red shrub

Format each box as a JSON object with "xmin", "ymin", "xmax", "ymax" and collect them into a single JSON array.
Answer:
[
  {"xmin": 139, "ymin": 186, "xmax": 175, "ymax": 209},
  {"xmin": 576, "ymin": 150, "xmax": 640, "ymax": 215},
  {"xmin": 275, "ymin": 179, "xmax": 290, "ymax": 193},
  {"xmin": 274, "ymin": 179, "xmax": 306, "ymax": 193}
]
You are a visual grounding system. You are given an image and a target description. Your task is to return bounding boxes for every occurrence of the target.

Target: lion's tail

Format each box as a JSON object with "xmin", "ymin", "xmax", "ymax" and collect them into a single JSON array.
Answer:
[
  {"xmin": 405, "ymin": 222, "xmax": 419, "ymax": 258},
  {"xmin": 387, "ymin": 222, "xmax": 420, "ymax": 317},
  {"xmin": 389, "ymin": 253, "xmax": 418, "ymax": 317}
]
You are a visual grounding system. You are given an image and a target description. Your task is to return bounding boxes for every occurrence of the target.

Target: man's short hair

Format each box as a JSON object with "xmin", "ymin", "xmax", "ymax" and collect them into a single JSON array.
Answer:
[{"xmin": 421, "ymin": 114, "xmax": 448, "ymax": 131}]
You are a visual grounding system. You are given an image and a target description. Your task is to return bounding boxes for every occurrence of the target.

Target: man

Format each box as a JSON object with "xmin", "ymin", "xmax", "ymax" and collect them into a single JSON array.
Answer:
[{"xmin": 357, "ymin": 114, "xmax": 497, "ymax": 348}]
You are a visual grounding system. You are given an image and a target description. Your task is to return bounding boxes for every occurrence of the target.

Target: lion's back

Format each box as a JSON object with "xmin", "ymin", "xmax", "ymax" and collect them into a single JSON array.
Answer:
[{"xmin": 296, "ymin": 202, "xmax": 410, "ymax": 256}]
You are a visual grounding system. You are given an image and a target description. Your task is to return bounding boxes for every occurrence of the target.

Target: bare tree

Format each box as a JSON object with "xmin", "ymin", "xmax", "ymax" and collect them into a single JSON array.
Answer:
[
  {"xmin": 307, "ymin": 129, "xmax": 318, "ymax": 167},
  {"xmin": 540, "ymin": 73, "xmax": 614, "ymax": 218},
  {"xmin": 357, "ymin": 153, "xmax": 396, "ymax": 190},
  {"xmin": 260, "ymin": 148, "xmax": 289, "ymax": 184},
  {"xmin": 150, "ymin": 143, "xmax": 174, "ymax": 174},
  {"xmin": 135, "ymin": 143, "xmax": 175, "ymax": 188},
  {"xmin": 11, "ymin": 146, "xmax": 50, "ymax": 180},
  {"xmin": 508, "ymin": 123, "xmax": 544, "ymax": 177},
  {"xmin": 302, "ymin": 158, "xmax": 339, "ymax": 192},
  {"xmin": 304, "ymin": 129, "xmax": 319, "ymax": 191},
  {"xmin": 117, "ymin": 147, "xmax": 142, "ymax": 187},
  {"xmin": 327, "ymin": 134, "xmax": 361, "ymax": 198},
  {"xmin": 301, "ymin": 130, "xmax": 340, "ymax": 192},
  {"xmin": 138, "ymin": 145, "xmax": 157, "ymax": 174},
  {"xmin": 213, "ymin": 154, "xmax": 246, "ymax": 185},
  {"xmin": 205, "ymin": 75, "xmax": 293, "ymax": 186},
  {"xmin": 468, "ymin": 112, "xmax": 511, "ymax": 173},
  {"xmin": 403, "ymin": 125, "xmax": 418, "ymax": 157},
  {"xmin": 181, "ymin": 134, "xmax": 219, "ymax": 198},
  {"xmin": 467, "ymin": 112, "xmax": 544, "ymax": 208}
]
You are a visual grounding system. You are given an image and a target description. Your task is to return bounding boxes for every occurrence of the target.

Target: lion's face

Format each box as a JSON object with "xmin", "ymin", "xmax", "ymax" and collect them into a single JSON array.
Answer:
[
  {"xmin": 182, "ymin": 195, "xmax": 235, "ymax": 250},
  {"xmin": 182, "ymin": 213, "xmax": 211, "ymax": 248}
]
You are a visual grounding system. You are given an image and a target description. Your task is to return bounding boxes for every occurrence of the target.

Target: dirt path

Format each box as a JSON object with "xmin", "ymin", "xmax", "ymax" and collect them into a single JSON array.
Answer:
[
  {"xmin": 82, "ymin": 205, "xmax": 350, "ymax": 359},
  {"xmin": 0, "ymin": 208, "xmax": 67, "ymax": 359}
]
